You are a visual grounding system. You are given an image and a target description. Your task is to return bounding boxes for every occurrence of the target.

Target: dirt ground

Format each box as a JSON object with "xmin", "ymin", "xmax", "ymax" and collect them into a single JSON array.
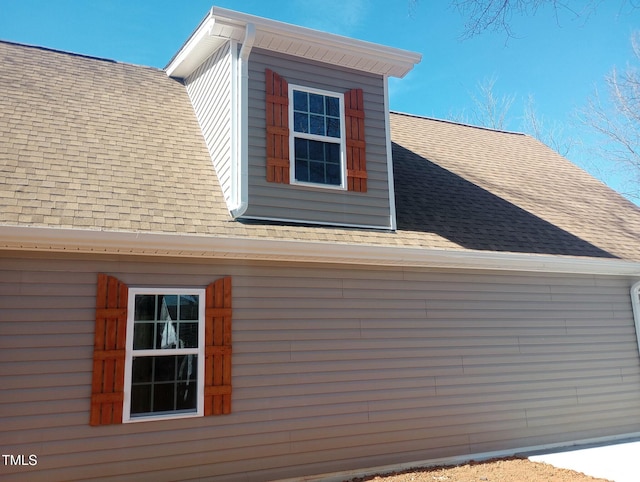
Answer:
[{"xmin": 346, "ymin": 457, "xmax": 612, "ymax": 482}]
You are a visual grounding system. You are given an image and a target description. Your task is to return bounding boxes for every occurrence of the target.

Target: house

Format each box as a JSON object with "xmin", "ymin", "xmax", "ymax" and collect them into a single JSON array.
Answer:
[{"xmin": 3, "ymin": 6, "xmax": 640, "ymax": 481}]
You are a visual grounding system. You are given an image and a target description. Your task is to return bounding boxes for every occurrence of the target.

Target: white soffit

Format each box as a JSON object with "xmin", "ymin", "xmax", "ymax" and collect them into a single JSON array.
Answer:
[{"xmin": 166, "ymin": 6, "xmax": 422, "ymax": 79}]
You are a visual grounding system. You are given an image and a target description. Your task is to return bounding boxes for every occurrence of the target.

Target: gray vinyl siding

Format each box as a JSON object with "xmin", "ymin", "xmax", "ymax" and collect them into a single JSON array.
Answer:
[
  {"xmin": 2, "ymin": 252, "xmax": 640, "ymax": 481},
  {"xmin": 244, "ymin": 48, "xmax": 392, "ymax": 228},
  {"xmin": 184, "ymin": 42, "xmax": 234, "ymax": 207}
]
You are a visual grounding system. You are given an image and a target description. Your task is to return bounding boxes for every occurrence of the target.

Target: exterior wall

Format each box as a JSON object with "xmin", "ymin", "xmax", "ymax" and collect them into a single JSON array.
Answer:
[
  {"xmin": 184, "ymin": 41, "xmax": 234, "ymax": 207},
  {"xmin": 244, "ymin": 48, "xmax": 393, "ymax": 228},
  {"xmin": 2, "ymin": 251, "xmax": 640, "ymax": 481}
]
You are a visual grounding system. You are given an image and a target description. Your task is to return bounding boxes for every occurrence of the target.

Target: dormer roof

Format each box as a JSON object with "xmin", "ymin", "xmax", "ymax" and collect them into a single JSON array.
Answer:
[{"xmin": 166, "ymin": 6, "xmax": 422, "ymax": 79}]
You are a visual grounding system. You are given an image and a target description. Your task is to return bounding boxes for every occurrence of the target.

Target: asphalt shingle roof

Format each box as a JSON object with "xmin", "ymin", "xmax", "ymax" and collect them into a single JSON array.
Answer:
[
  {"xmin": 2, "ymin": 40, "xmax": 640, "ymax": 261},
  {"xmin": 391, "ymin": 113, "xmax": 640, "ymax": 259}
]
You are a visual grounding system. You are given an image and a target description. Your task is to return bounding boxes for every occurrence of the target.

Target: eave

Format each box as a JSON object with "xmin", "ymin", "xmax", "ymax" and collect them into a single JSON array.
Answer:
[
  {"xmin": 166, "ymin": 6, "xmax": 422, "ymax": 79},
  {"xmin": 2, "ymin": 225, "xmax": 640, "ymax": 277}
]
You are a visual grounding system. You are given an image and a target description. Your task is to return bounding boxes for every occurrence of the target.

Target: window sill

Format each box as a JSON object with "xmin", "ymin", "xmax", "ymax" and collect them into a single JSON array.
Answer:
[
  {"xmin": 289, "ymin": 180, "xmax": 347, "ymax": 191},
  {"xmin": 124, "ymin": 410, "xmax": 203, "ymax": 424}
]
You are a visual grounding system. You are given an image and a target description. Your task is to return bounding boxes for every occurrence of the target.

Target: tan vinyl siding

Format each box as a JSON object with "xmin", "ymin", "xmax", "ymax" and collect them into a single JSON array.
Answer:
[
  {"xmin": 2, "ymin": 252, "xmax": 640, "ymax": 481},
  {"xmin": 245, "ymin": 48, "xmax": 392, "ymax": 228},
  {"xmin": 184, "ymin": 42, "xmax": 234, "ymax": 207}
]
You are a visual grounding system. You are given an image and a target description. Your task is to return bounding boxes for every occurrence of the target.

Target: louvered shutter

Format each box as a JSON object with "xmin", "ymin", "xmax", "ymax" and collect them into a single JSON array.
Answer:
[
  {"xmin": 90, "ymin": 274, "xmax": 128, "ymax": 426},
  {"xmin": 204, "ymin": 276, "xmax": 233, "ymax": 415},
  {"xmin": 265, "ymin": 69, "xmax": 290, "ymax": 184},
  {"xmin": 345, "ymin": 88, "xmax": 368, "ymax": 192}
]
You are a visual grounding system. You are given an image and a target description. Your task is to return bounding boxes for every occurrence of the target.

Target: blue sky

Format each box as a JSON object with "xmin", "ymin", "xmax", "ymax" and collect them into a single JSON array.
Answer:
[{"xmin": 2, "ymin": 0, "xmax": 639, "ymax": 199}]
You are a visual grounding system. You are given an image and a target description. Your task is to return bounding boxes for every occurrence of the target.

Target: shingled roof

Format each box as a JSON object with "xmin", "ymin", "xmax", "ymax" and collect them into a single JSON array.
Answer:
[{"xmin": 2, "ymin": 40, "xmax": 640, "ymax": 264}]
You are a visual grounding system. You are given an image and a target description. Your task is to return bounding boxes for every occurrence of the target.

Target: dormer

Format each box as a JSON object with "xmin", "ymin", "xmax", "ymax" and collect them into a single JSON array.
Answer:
[{"xmin": 166, "ymin": 7, "xmax": 421, "ymax": 230}]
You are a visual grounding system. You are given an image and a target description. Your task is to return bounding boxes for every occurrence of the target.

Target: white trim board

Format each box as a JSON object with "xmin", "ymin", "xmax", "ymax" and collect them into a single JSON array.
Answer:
[{"xmin": 2, "ymin": 225, "xmax": 640, "ymax": 276}]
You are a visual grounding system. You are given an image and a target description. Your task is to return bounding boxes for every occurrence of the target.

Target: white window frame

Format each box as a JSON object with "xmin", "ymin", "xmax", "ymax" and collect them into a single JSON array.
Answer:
[
  {"xmin": 123, "ymin": 287, "xmax": 206, "ymax": 423},
  {"xmin": 288, "ymin": 84, "xmax": 347, "ymax": 190}
]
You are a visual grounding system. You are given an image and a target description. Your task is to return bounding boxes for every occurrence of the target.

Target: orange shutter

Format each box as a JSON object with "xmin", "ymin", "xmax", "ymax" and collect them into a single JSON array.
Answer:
[
  {"xmin": 204, "ymin": 276, "xmax": 233, "ymax": 415},
  {"xmin": 265, "ymin": 68, "xmax": 290, "ymax": 184},
  {"xmin": 90, "ymin": 274, "xmax": 128, "ymax": 426},
  {"xmin": 345, "ymin": 88, "xmax": 367, "ymax": 192}
]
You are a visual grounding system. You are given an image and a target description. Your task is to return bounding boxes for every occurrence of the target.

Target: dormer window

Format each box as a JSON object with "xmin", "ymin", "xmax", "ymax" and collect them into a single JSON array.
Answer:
[
  {"xmin": 265, "ymin": 68, "xmax": 368, "ymax": 193},
  {"xmin": 290, "ymin": 87, "xmax": 345, "ymax": 188}
]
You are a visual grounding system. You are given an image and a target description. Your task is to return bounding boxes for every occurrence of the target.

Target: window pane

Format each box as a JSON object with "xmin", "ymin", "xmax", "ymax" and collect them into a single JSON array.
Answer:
[
  {"xmin": 154, "ymin": 355, "xmax": 176, "ymax": 381},
  {"xmin": 132, "ymin": 356, "xmax": 153, "ymax": 383},
  {"xmin": 294, "ymin": 90, "xmax": 342, "ymax": 139},
  {"xmin": 309, "ymin": 93, "xmax": 324, "ymax": 114},
  {"xmin": 134, "ymin": 295, "xmax": 156, "ymax": 321},
  {"xmin": 327, "ymin": 163, "xmax": 341, "ymax": 185},
  {"xmin": 177, "ymin": 382, "xmax": 197, "ymax": 411},
  {"xmin": 308, "ymin": 139, "xmax": 324, "ymax": 161},
  {"xmin": 309, "ymin": 115, "xmax": 325, "ymax": 135},
  {"xmin": 133, "ymin": 323, "xmax": 155, "ymax": 350},
  {"xmin": 177, "ymin": 354, "xmax": 197, "ymax": 381},
  {"xmin": 294, "ymin": 138, "xmax": 342, "ymax": 186},
  {"xmin": 295, "ymin": 137, "xmax": 308, "ymax": 159},
  {"xmin": 153, "ymin": 383, "xmax": 175, "ymax": 413},
  {"xmin": 179, "ymin": 295, "xmax": 199, "ymax": 321},
  {"xmin": 294, "ymin": 112, "xmax": 308, "ymax": 133},
  {"xmin": 326, "ymin": 142, "xmax": 341, "ymax": 164},
  {"xmin": 130, "ymin": 355, "xmax": 199, "ymax": 416},
  {"xmin": 309, "ymin": 161, "xmax": 325, "ymax": 184},
  {"xmin": 158, "ymin": 321, "xmax": 179, "ymax": 349},
  {"xmin": 326, "ymin": 96, "xmax": 339, "ymax": 117},
  {"xmin": 293, "ymin": 90, "xmax": 307, "ymax": 111},
  {"xmin": 295, "ymin": 158, "xmax": 309, "ymax": 182},
  {"xmin": 179, "ymin": 322, "xmax": 199, "ymax": 348},
  {"xmin": 157, "ymin": 295, "xmax": 177, "ymax": 321},
  {"xmin": 326, "ymin": 117, "xmax": 341, "ymax": 138},
  {"xmin": 130, "ymin": 385, "xmax": 151, "ymax": 415}
]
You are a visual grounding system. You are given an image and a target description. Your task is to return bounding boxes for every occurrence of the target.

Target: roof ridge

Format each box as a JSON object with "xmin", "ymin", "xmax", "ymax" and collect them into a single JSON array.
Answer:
[
  {"xmin": 0, "ymin": 39, "xmax": 163, "ymax": 72},
  {"xmin": 390, "ymin": 110, "xmax": 527, "ymax": 136}
]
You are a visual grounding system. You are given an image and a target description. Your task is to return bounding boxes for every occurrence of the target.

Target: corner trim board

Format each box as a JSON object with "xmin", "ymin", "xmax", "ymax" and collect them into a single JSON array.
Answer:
[{"xmin": 630, "ymin": 280, "xmax": 640, "ymax": 355}]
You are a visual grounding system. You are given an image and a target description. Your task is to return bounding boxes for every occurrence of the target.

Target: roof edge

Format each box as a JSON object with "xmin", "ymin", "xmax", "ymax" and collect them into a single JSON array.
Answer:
[
  {"xmin": 0, "ymin": 39, "xmax": 166, "ymax": 73},
  {"xmin": 1, "ymin": 225, "xmax": 639, "ymax": 276},
  {"xmin": 390, "ymin": 110, "xmax": 528, "ymax": 136},
  {"xmin": 166, "ymin": 7, "xmax": 422, "ymax": 79}
]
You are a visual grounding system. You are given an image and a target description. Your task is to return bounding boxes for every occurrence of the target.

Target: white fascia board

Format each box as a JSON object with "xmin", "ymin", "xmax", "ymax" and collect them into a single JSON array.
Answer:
[
  {"xmin": 166, "ymin": 7, "xmax": 422, "ymax": 80},
  {"xmin": 166, "ymin": 13, "xmax": 219, "ymax": 78},
  {"xmin": 231, "ymin": 11, "xmax": 421, "ymax": 77},
  {"xmin": 2, "ymin": 225, "xmax": 640, "ymax": 277}
]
